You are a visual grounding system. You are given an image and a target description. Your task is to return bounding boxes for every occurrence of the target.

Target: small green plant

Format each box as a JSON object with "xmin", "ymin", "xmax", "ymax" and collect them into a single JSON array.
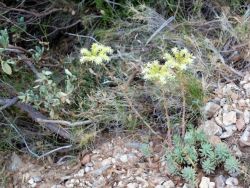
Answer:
[
  {"xmin": 165, "ymin": 129, "xmax": 239, "ymax": 185},
  {"xmin": 31, "ymin": 46, "xmax": 44, "ymax": 62},
  {"xmin": 18, "ymin": 69, "xmax": 76, "ymax": 118},
  {"xmin": 0, "ymin": 29, "xmax": 9, "ymax": 49},
  {"xmin": 181, "ymin": 166, "xmax": 196, "ymax": 186},
  {"xmin": 140, "ymin": 143, "xmax": 151, "ymax": 158}
]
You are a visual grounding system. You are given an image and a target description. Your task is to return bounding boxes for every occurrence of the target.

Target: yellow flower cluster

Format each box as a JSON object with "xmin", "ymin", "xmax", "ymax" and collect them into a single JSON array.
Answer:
[
  {"xmin": 142, "ymin": 60, "xmax": 174, "ymax": 85},
  {"xmin": 80, "ymin": 43, "xmax": 113, "ymax": 65},
  {"xmin": 164, "ymin": 47, "xmax": 195, "ymax": 71},
  {"xmin": 143, "ymin": 48, "xmax": 195, "ymax": 85}
]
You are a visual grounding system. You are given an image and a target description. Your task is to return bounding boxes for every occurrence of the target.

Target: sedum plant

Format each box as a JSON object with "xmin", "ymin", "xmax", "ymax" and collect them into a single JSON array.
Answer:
[
  {"xmin": 79, "ymin": 43, "xmax": 113, "ymax": 65},
  {"xmin": 165, "ymin": 129, "xmax": 239, "ymax": 186},
  {"xmin": 142, "ymin": 47, "xmax": 195, "ymax": 145}
]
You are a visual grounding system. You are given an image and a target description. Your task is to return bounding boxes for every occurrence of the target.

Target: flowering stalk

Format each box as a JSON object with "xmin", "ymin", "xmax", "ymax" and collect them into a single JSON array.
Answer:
[{"xmin": 142, "ymin": 47, "xmax": 195, "ymax": 142}]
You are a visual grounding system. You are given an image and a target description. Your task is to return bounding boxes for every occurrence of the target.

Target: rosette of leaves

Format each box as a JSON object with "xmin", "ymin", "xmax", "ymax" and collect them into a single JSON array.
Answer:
[{"xmin": 165, "ymin": 130, "xmax": 239, "ymax": 184}]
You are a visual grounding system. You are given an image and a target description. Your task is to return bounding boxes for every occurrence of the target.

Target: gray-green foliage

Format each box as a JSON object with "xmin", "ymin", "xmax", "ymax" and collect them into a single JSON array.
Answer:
[
  {"xmin": 0, "ymin": 29, "xmax": 9, "ymax": 49},
  {"xmin": 181, "ymin": 167, "xmax": 196, "ymax": 186},
  {"xmin": 165, "ymin": 129, "xmax": 239, "ymax": 185},
  {"xmin": 18, "ymin": 69, "xmax": 76, "ymax": 118}
]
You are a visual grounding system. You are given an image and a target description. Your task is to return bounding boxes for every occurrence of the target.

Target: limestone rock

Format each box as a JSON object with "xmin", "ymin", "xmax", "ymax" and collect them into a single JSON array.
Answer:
[
  {"xmin": 163, "ymin": 180, "xmax": 175, "ymax": 188},
  {"xmin": 215, "ymin": 175, "xmax": 226, "ymax": 188},
  {"xmin": 199, "ymin": 177, "xmax": 210, "ymax": 188},
  {"xmin": 220, "ymin": 125, "xmax": 237, "ymax": 139},
  {"xmin": 225, "ymin": 177, "xmax": 238, "ymax": 186},
  {"xmin": 209, "ymin": 182, "xmax": 215, "ymax": 188},
  {"xmin": 223, "ymin": 111, "xmax": 237, "ymax": 126},
  {"xmin": 8, "ymin": 152, "xmax": 24, "ymax": 172},
  {"xmin": 239, "ymin": 126, "xmax": 250, "ymax": 147},
  {"xmin": 204, "ymin": 102, "xmax": 221, "ymax": 119},
  {"xmin": 199, "ymin": 120, "xmax": 222, "ymax": 136},
  {"xmin": 127, "ymin": 182, "xmax": 139, "ymax": 188},
  {"xmin": 244, "ymin": 110, "xmax": 250, "ymax": 124}
]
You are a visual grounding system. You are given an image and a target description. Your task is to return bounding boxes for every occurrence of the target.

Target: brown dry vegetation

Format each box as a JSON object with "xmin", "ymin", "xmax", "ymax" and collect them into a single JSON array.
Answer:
[{"xmin": 0, "ymin": 0, "xmax": 250, "ymax": 187}]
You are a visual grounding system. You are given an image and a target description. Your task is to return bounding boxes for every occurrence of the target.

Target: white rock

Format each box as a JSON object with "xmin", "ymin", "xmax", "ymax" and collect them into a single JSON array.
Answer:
[
  {"xmin": 162, "ymin": 180, "xmax": 175, "ymax": 188},
  {"xmin": 84, "ymin": 166, "xmax": 93, "ymax": 173},
  {"xmin": 239, "ymin": 126, "xmax": 250, "ymax": 147},
  {"xmin": 238, "ymin": 99, "xmax": 247, "ymax": 108},
  {"xmin": 244, "ymin": 83, "xmax": 250, "ymax": 97},
  {"xmin": 215, "ymin": 175, "xmax": 226, "ymax": 188},
  {"xmin": 225, "ymin": 177, "xmax": 238, "ymax": 186},
  {"xmin": 204, "ymin": 102, "xmax": 221, "ymax": 119},
  {"xmin": 220, "ymin": 98, "xmax": 227, "ymax": 106},
  {"xmin": 199, "ymin": 120, "xmax": 222, "ymax": 136},
  {"xmin": 28, "ymin": 178, "xmax": 35, "ymax": 185},
  {"xmin": 101, "ymin": 157, "xmax": 113, "ymax": 166},
  {"xmin": 220, "ymin": 125, "xmax": 237, "ymax": 139},
  {"xmin": 243, "ymin": 83, "xmax": 250, "ymax": 90},
  {"xmin": 91, "ymin": 164, "xmax": 112, "ymax": 177},
  {"xmin": 32, "ymin": 176, "xmax": 42, "ymax": 183},
  {"xmin": 199, "ymin": 177, "xmax": 210, "ymax": 188},
  {"xmin": 209, "ymin": 182, "xmax": 215, "ymax": 188},
  {"xmin": 75, "ymin": 169, "xmax": 85, "ymax": 177},
  {"xmin": 182, "ymin": 183, "xmax": 189, "ymax": 188},
  {"xmin": 65, "ymin": 182, "xmax": 74, "ymax": 188},
  {"xmin": 8, "ymin": 152, "xmax": 24, "ymax": 172},
  {"xmin": 92, "ymin": 175, "xmax": 106, "ymax": 187},
  {"xmin": 223, "ymin": 111, "xmax": 237, "ymax": 126},
  {"xmin": 30, "ymin": 183, "xmax": 37, "ymax": 188},
  {"xmin": 120, "ymin": 155, "xmax": 128, "ymax": 163},
  {"xmin": 156, "ymin": 185, "xmax": 165, "ymax": 188},
  {"xmin": 215, "ymin": 116, "xmax": 223, "ymax": 126},
  {"xmin": 244, "ymin": 110, "xmax": 250, "ymax": 124},
  {"xmin": 127, "ymin": 182, "xmax": 139, "ymax": 188},
  {"xmin": 51, "ymin": 185, "xmax": 64, "ymax": 188}
]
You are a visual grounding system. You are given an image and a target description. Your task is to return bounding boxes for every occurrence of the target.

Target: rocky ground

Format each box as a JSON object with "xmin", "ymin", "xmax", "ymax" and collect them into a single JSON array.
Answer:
[{"xmin": 3, "ymin": 73, "xmax": 250, "ymax": 188}]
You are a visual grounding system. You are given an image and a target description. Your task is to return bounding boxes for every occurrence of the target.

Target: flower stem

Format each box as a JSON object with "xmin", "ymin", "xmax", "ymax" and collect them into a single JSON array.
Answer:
[
  {"xmin": 162, "ymin": 90, "xmax": 172, "ymax": 148},
  {"xmin": 180, "ymin": 78, "xmax": 186, "ymax": 138}
]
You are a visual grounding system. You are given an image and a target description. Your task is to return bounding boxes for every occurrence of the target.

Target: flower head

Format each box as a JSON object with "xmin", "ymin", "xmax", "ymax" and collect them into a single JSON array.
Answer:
[
  {"xmin": 164, "ymin": 47, "xmax": 195, "ymax": 71},
  {"xmin": 142, "ymin": 60, "xmax": 175, "ymax": 85},
  {"xmin": 80, "ymin": 43, "xmax": 113, "ymax": 65}
]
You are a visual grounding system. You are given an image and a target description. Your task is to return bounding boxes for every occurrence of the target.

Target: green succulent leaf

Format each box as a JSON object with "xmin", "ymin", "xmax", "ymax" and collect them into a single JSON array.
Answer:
[
  {"xmin": 224, "ymin": 156, "xmax": 239, "ymax": 175},
  {"xmin": 181, "ymin": 166, "xmax": 196, "ymax": 185}
]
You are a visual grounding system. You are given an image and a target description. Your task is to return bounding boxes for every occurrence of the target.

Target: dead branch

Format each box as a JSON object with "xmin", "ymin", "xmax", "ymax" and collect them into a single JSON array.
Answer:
[
  {"xmin": 36, "ymin": 118, "xmax": 93, "ymax": 127},
  {"xmin": 0, "ymin": 97, "xmax": 18, "ymax": 111},
  {"xmin": 0, "ymin": 98, "xmax": 71, "ymax": 140}
]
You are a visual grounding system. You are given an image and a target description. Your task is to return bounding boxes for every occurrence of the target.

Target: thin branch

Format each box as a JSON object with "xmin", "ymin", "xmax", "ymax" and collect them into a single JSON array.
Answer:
[
  {"xmin": 146, "ymin": 16, "xmax": 175, "ymax": 45},
  {"xmin": 0, "ymin": 98, "xmax": 71, "ymax": 139},
  {"xmin": 38, "ymin": 145, "xmax": 72, "ymax": 159},
  {"xmin": 45, "ymin": 20, "xmax": 82, "ymax": 37},
  {"xmin": 65, "ymin": 32, "xmax": 99, "ymax": 43},
  {"xmin": 0, "ymin": 97, "xmax": 18, "ymax": 111},
  {"xmin": 36, "ymin": 118, "xmax": 93, "ymax": 127}
]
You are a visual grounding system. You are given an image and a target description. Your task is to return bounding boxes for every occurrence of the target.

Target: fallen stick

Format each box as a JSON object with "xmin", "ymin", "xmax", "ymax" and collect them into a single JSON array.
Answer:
[
  {"xmin": 0, "ymin": 98, "xmax": 71, "ymax": 140},
  {"xmin": 36, "ymin": 118, "xmax": 92, "ymax": 127}
]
